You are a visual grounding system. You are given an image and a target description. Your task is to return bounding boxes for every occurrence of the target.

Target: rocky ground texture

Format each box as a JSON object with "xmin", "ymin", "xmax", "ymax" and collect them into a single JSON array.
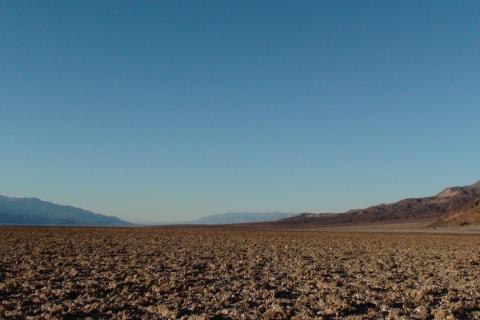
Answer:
[{"xmin": 0, "ymin": 227, "xmax": 479, "ymax": 319}]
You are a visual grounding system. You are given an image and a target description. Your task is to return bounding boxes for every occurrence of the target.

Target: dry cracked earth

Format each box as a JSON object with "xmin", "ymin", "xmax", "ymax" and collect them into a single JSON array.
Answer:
[{"xmin": 0, "ymin": 227, "xmax": 479, "ymax": 319}]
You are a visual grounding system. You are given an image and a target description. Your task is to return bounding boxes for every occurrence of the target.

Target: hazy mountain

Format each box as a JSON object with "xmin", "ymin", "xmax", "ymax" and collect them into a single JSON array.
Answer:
[
  {"xmin": 0, "ymin": 195, "xmax": 131, "ymax": 226},
  {"xmin": 191, "ymin": 212, "xmax": 296, "ymax": 225},
  {"xmin": 273, "ymin": 181, "xmax": 480, "ymax": 228}
]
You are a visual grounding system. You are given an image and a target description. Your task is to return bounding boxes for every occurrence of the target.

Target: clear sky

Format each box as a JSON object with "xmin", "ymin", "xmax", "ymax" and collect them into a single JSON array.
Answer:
[{"xmin": 1, "ymin": 1, "xmax": 479, "ymax": 223}]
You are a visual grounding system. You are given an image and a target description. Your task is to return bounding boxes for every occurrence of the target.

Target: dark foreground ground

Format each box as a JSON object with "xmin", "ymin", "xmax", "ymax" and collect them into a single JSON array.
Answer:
[{"xmin": 0, "ymin": 227, "xmax": 479, "ymax": 319}]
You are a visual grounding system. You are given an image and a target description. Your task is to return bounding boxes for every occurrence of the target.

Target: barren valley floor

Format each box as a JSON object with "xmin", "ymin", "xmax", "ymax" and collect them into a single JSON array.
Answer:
[{"xmin": 0, "ymin": 227, "xmax": 479, "ymax": 319}]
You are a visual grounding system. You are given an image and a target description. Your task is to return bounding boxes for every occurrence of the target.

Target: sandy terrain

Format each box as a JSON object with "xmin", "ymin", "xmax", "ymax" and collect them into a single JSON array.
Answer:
[{"xmin": 1, "ymin": 227, "xmax": 479, "ymax": 319}]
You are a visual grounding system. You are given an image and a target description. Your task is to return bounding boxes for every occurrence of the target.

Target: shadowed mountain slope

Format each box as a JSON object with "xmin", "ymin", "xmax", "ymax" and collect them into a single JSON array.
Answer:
[{"xmin": 0, "ymin": 195, "xmax": 131, "ymax": 226}]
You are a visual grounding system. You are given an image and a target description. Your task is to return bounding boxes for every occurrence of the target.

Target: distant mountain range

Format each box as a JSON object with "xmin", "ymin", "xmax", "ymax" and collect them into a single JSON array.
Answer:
[
  {"xmin": 3, "ymin": 180, "xmax": 479, "ymax": 228},
  {"xmin": 190, "ymin": 212, "xmax": 296, "ymax": 225},
  {"xmin": 271, "ymin": 181, "xmax": 480, "ymax": 228},
  {"xmin": 0, "ymin": 195, "xmax": 131, "ymax": 226}
]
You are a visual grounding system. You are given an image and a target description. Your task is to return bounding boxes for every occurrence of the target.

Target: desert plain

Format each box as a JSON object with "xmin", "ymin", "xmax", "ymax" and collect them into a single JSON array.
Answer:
[{"xmin": 0, "ymin": 227, "xmax": 479, "ymax": 319}]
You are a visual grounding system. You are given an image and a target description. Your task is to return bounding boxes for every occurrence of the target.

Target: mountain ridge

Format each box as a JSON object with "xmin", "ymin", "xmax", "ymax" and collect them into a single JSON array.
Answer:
[
  {"xmin": 0, "ymin": 195, "xmax": 132, "ymax": 226},
  {"xmin": 190, "ymin": 212, "xmax": 295, "ymax": 225},
  {"xmin": 273, "ymin": 181, "xmax": 480, "ymax": 228}
]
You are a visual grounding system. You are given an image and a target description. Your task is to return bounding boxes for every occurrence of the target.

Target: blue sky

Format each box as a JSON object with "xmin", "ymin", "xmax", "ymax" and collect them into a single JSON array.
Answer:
[{"xmin": 1, "ymin": 1, "xmax": 479, "ymax": 222}]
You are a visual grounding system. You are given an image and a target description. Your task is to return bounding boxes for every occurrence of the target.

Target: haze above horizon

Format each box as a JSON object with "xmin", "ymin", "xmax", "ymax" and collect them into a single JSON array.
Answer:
[{"xmin": 1, "ymin": 1, "xmax": 479, "ymax": 222}]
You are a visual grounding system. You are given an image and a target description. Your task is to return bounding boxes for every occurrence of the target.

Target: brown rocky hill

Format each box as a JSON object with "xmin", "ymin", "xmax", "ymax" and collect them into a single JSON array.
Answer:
[
  {"xmin": 274, "ymin": 181, "xmax": 480, "ymax": 227},
  {"xmin": 429, "ymin": 197, "xmax": 480, "ymax": 227}
]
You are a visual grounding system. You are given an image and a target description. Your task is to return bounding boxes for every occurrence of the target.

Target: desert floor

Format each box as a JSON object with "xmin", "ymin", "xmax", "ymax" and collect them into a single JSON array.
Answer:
[{"xmin": 1, "ymin": 227, "xmax": 479, "ymax": 319}]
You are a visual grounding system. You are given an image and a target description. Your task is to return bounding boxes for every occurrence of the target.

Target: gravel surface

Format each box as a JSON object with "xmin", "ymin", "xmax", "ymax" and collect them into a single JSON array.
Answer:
[{"xmin": 1, "ymin": 227, "xmax": 479, "ymax": 319}]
